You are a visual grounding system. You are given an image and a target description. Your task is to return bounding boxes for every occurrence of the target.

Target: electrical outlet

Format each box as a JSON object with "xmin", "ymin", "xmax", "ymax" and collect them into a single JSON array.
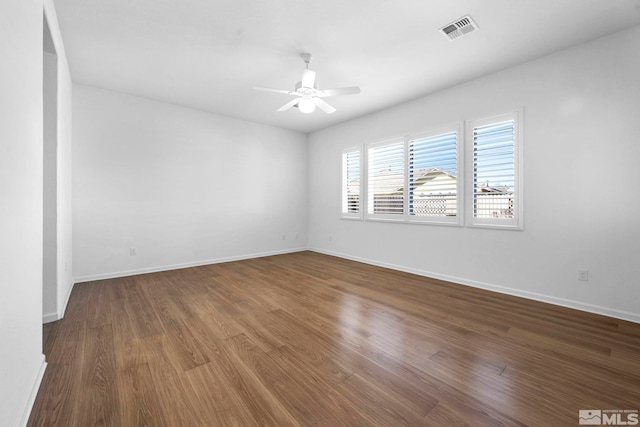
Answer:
[
  {"xmin": 295, "ymin": 233, "xmax": 299, "ymax": 239},
  {"xmin": 282, "ymin": 234, "xmax": 286, "ymax": 241},
  {"xmin": 328, "ymin": 235, "xmax": 333, "ymax": 242},
  {"xmin": 578, "ymin": 270, "xmax": 589, "ymax": 282},
  {"xmin": 130, "ymin": 247, "xmax": 137, "ymax": 256}
]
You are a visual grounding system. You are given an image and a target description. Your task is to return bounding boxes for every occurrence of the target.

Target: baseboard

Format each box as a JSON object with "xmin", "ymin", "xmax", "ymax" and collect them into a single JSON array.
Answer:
[
  {"xmin": 74, "ymin": 247, "xmax": 308, "ymax": 283},
  {"xmin": 59, "ymin": 278, "xmax": 74, "ymax": 318},
  {"xmin": 42, "ymin": 312, "xmax": 58, "ymax": 324},
  {"xmin": 42, "ymin": 279, "xmax": 75, "ymax": 323},
  {"xmin": 18, "ymin": 355, "xmax": 46, "ymax": 427},
  {"xmin": 309, "ymin": 247, "xmax": 640, "ymax": 324}
]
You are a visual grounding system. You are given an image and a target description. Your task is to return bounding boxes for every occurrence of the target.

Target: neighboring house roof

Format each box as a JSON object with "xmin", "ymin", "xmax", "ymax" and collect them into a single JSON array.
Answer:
[
  {"xmin": 373, "ymin": 167, "xmax": 457, "ymax": 195},
  {"xmin": 476, "ymin": 182, "xmax": 513, "ymax": 194},
  {"xmin": 410, "ymin": 168, "xmax": 457, "ymax": 195}
]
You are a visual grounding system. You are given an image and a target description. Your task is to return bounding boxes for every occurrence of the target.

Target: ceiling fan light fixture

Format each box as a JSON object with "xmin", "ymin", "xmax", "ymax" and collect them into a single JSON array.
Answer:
[
  {"xmin": 298, "ymin": 98, "xmax": 316, "ymax": 114},
  {"xmin": 253, "ymin": 52, "xmax": 360, "ymax": 114}
]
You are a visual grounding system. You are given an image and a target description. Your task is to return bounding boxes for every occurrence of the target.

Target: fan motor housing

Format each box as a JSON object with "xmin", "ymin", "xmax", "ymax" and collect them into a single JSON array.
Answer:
[{"xmin": 295, "ymin": 81, "xmax": 319, "ymax": 95}]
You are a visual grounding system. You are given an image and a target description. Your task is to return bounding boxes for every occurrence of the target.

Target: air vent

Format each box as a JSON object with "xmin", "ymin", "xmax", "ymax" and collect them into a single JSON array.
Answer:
[{"xmin": 439, "ymin": 15, "xmax": 478, "ymax": 41}]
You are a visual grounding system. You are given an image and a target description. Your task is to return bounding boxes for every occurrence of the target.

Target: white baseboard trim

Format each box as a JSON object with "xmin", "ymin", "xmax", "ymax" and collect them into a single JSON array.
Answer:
[
  {"xmin": 42, "ymin": 279, "xmax": 75, "ymax": 324},
  {"xmin": 42, "ymin": 312, "xmax": 58, "ymax": 324},
  {"xmin": 309, "ymin": 247, "xmax": 640, "ymax": 324},
  {"xmin": 18, "ymin": 355, "xmax": 46, "ymax": 427},
  {"xmin": 74, "ymin": 247, "xmax": 308, "ymax": 283},
  {"xmin": 59, "ymin": 278, "xmax": 74, "ymax": 318}
]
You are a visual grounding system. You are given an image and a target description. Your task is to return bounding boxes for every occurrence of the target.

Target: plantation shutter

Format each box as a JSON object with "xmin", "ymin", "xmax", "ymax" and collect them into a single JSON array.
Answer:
[
  {"xmin": 342, "ymin": 149, "xmax": 361, "ymax": 216},
  {"xmin": 473, "ymin": 120, "xmax": 515, "ymax": 219},
  {"xmin": 409, "ymin": 132, "xmax": 458, "ymax": 217},
  {"xmin": 368, "ymin": 141, "xmax": 404, "ymax": 216}
]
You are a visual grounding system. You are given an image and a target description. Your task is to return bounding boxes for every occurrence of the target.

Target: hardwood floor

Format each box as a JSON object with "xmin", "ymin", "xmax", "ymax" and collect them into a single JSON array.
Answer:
[{"xmin": 28, "ymin": 251, "xmax": 640, "ymax": 426}]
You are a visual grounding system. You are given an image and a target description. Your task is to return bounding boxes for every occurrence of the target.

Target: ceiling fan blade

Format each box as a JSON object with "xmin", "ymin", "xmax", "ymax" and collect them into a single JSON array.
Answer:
[
  {"xmin": 277, "ymin": 98, "xmax": 301, "ymax": 112},
  {"xmin": 301, "ymin": 69, "xmax": 316, "ymax": 88},
  {"xmin": 318, "ymin": 86, "xmax": 361, "ymax": 97},
  {"xmin": 313, "ymin": 97, "xmax": 336, "ymax": 114},
  {"xmin": 253, "ymin": 86, "xmax": 296, "ymax": 96}
]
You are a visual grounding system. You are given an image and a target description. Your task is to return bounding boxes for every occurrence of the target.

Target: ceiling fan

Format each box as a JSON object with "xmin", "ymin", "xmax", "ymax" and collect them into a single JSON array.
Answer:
[{"xmin": 253, "ymin": 53, "xmax": 360, "ymax": 114}]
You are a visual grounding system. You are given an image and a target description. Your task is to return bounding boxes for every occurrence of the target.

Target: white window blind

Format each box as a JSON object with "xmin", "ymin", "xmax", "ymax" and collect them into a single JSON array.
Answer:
[
  {"xmin": 342, "ymin": 148, "xmax": 361, "ymax": 218},
  {"xmin": 468, "ymin": 110, "xmax": 522, "ymax": 229},
  {"xmin": 367, "ymin": 140, "xmax": 404, "ymax": 217},
  {"xmin": 409, "ymin": 131, "xmax": 458, "ymax": 219}
]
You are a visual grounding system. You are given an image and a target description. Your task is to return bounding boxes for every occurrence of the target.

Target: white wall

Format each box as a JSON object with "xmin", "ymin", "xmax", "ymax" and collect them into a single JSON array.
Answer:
[
  {"xmin": 73, "ymin": 85, "xmax": 308, "ymax": 281},
  {"xmin": 43, "ymin": 50, "xmax": 58, "ymax": 320},
  {"xmin": 0, "ymin": 0, "xmax": 46, "ymax": 426},
  {"xmin": 42, "ymin": 0, "xmax": 74, "ymax": 324},
  {"xmin": 55, "ymin": 18, "xmax": 74, "ymax": 323},
  {"xmin": 308, "ymin": 25, "xmax": 640, "ymax": 322}
]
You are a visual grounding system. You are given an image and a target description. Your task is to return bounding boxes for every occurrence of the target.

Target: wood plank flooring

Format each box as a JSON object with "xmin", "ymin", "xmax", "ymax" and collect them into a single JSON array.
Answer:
[{"xmin": 28, "ymin": 251, "xmax": 640, "ymax": 426}]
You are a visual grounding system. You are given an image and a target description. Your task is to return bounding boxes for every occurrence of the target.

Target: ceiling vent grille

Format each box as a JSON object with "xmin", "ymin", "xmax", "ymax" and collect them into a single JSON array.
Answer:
[{"xmin": 439, "ymin": 15, "xmax": 478, "ymax": 41}]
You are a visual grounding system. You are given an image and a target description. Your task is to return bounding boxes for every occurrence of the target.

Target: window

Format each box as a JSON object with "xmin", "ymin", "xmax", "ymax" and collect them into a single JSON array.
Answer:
[
  {"xmin": 408, "ymin": 128, "xmax": 461, "ymax": 224},
  {"xmin": 365, "ymin": 125, "xmax": 461, "ymax": 224},
  {"xmin": 467, "ymin": 110, "xmax": 523, "ymax": 229},
  {"xmin": 342, "ymin": 112, "xmax": 521, "ymax": 230},
  {"xmin": 341, "ymin": 147, "xmax": 362, "ymax": 218},
  {"xmin": 367, "ymin": 139, "xmax": 404, "ymax": 219}
]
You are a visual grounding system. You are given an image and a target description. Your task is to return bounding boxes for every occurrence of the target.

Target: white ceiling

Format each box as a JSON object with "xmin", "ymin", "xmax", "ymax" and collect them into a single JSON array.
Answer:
[{"xmin": 53, "ymin": 0, "xmax": 640, "ymax": 133}]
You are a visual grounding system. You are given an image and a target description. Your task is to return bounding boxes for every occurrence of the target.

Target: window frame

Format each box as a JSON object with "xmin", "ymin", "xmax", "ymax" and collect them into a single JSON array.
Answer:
[
  {"xmin": 363, "ymin": 123, "xmax": 463, "ymax": 226},
  {"xmin": 341, "ymin": 146, "xmax": 363, "ymax": 220},
  {"xmin": 465, "ymin": 110, "xmax": 524, "ymax": 230},
  {"xmin": 407, "ymin": 124, "xmax": 463, "ymax": 226},
  {"xmin": 365, "ymin": 137, "xmax": 406, "ymax": 222}
]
